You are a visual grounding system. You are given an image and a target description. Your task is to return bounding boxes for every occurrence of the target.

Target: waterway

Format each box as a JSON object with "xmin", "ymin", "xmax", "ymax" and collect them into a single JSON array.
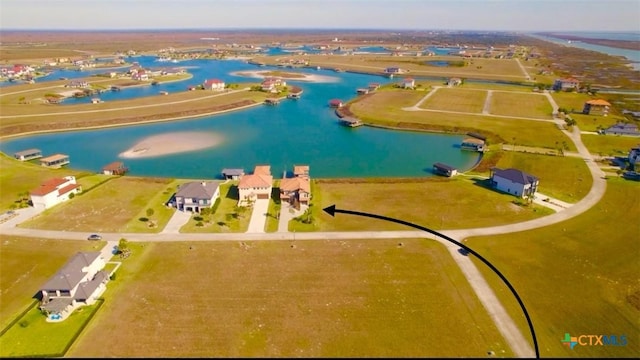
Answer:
[{"xmin": 0, "ymin": 56, "xmax": 480, "ymax": 179}]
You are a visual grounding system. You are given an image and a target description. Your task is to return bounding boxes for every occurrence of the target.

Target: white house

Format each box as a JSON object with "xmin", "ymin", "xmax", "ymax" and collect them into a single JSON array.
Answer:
[
  {"xmin": 174, "ymin": 181, "xmax": 221, "ymax": 212},
  {"xmin": 203, "ymin": 78, "xmax": 225, "ymax": 91},
  {"xmin": 237, "ymin": 165, "xmax": 273, "ymax": 205},
  {"xmin": 30, "ymin": 176, "xmax": 82, "ymax": 210},
  {"xmin": 490, "ymin": 168, "xmax": 539, "ymax": 198},
  {"xmin": 39, "ymin": 252, "xmax": 109, "ymax": 322},
  {"xmin": 402, "ymin": 78, "xmax": 415, "ymax": 89}
]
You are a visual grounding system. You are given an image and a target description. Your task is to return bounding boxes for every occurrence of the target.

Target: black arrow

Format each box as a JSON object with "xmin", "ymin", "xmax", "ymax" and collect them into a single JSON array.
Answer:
[{"xmin": 323, "ymin": 204, "xmax": 539, "ymax": 358}]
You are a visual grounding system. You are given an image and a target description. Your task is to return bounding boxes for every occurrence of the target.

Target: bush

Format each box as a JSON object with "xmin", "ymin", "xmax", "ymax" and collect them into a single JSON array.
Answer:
[
  {"xmin": 193, "ymin": 216, "xmax": 203, "ymax": 221},
  {"xmin": 138, "ymin": 217, "xmax": 149, "ymax": 222},
  {"xmin": 110, "ymin": 273, "xmax": 117, "ymax": 281},
  {"xmin": 19, "ymin": 320, "xmax": 29, "ymax": 328},
  {"xmin": 195, "ymin": 222, "xmax": 204, "ymax": 227}
]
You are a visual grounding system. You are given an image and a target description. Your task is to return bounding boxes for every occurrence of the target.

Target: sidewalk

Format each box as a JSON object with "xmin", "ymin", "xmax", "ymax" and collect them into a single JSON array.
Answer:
[
  {"xmin": 246, "ymin": 199, "xmax": 270, "ymax": 233},
  {"xmin": 160, "ymin": 209, "xmax": 190, "ymax": 234},
  {"xmin": 277, "ymin": 203, "xmax": 307, "ymax": 232}
]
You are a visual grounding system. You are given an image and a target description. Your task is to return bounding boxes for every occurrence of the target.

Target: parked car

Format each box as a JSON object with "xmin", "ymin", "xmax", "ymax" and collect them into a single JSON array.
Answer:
[{"xmin": 87, "ymin": 234, "xmax": 102, "ymax": 241}]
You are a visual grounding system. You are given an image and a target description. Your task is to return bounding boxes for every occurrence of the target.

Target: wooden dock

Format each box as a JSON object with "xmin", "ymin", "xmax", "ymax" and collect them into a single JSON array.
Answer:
[{"xmin": 264, "ymin": 98, "xmax": 280, "ymax": 105}]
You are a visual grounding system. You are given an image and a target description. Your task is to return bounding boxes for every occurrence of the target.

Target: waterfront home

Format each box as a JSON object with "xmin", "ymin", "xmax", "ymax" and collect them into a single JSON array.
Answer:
[
  {"xmin": 132, "ymin": 69, "xmax": 149, "ymax": 81},
  {"xmin": 460, "ymin": 137, "xmax": 485, "ymax": 152},
  {"xmin": 204, "ymin": 78, "xmax": 225, "ymax": 91},
  {"xmin": 629, "ymin": 146, "xmax": 640, "ymax": 170},
  {"xmin": 402, "ymin": 78, "xmax": 415, "ymax": 89},
  {"xmin": 293, "ymin": 165, "xmax": 310, "ymax": 179},
  {"xmin": 66, "ymin": 80, "xmax": 89, "ymax": 88},
  {"xmin": 238, "ymin": 165, "xmax": 273, "ymax": 205},
  {"xmin": 329, "ymin": 99, "xmax": 343, "ymax": 108},
  {"xmin": 13, "ymin": 148, "xmax": 42, "ymax": 161},
  {"xmin": 222, "ymin": 168, "xmax": 245, "ymax": 180},
  {"xmin": 368, "ymin": 83, "xmax": 381, "ymax": 91},
  {"xmin": 384, "ymin": 67, "xmax": 405, "ymax": 74},
  {"xmin": 30, "ymin": 176, "xmax": 82, "ymax": 210},
  {"xmin": 174, "ymin": 181, "xmax": 221, "ymax": 213},
  {"xmin": 448, "ymin": 78, "xmax": 462, "ymax": 86},
  {"xmin": 39, "ymin": 252, "xmax": 108, "ymax": 322},
  {"xmin": 552, "ymin": 78, "xmax": 580, "ymax": 92},
  {"xmin": 490, "ymin": 168, "xmax": 539, "ymax": 198},
  {"xmin": 102, "ymin": 161, "xmax": 128, "ymax": 175},
  {"xmin": 603, "ymin": 123, "xmax": 640, "ymax": 136},
  {"xmin": 261, "ymin": 79, "xmax": 277, "ymax": 92},
  {"xmin": 433, "ymin": 162, "xmax": 458, "ymax": 177},
  {"xmin": 356, "ymin": 88, "xmax": 369, "ymax": 95},
  {"xmin": 582, "ymin": 99, "xmax": 611, "ymax": 116},
  {"xmin": 40, "ymin": 153, "xmax": 70, "ymax": 168},
  {"xmin": 280, "ymin": 176, "xmax": 311, "ymax": 209}
]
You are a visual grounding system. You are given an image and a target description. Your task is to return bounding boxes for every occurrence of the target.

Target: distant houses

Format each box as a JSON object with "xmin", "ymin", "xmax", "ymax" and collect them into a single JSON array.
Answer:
[
  {"xmin": 447, "ymin": 77, "xmax": 462, "ymax": 86},
  {"xmin": 603, "ymin": 123, "xmax": 640, "ymax": 136},
  {"xmin": 14, "ymin": 148, "xmax": 42, "ymax": 161},
  {"xmin": 329, "ymin": 99, "xmax": 343, "ymax": 108},
  {"xmin": 402, "ymin": 78, "xmax": 415, "ymax": 89},
  {"xmin": 174, "ymin": 181, "xmax": 221, "ymax": 213},
  {"xmin": 102, "ymin": 161, "xmax": 128, "ymax": 175},
  {"xmin": 582, "ymin": 99, "xmax": 611, "ymax": 116},
  {"xmin": 433, "ymin": 162, "xmax": 457, "ymax": 177},
  {"xmin": 30, "ymin": 176, "xmax": 82, "ymax": 210},
  {"xmin": 40, "ymin": 154, "xmax": 70, "ymax": 168},
  {"xmin": 237, "ymin": 165, "xmax": 273, "ymax": 205},
  {"xmin": 552, "ymin": 78, "xmax": 580, "ymax": 92},
  {"xmin": 490, "ymin": 168, "xmax": 539, "ymax": 198},
  {"xmin": 203, "ymin": 78, "xmax": 225, "ymax": 91},
  {"xmin": 384, "ymin": 67, "xmax": 406, "ymax": 75}
]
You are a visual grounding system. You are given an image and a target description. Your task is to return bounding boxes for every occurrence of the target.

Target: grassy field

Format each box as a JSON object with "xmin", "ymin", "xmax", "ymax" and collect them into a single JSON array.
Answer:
[
  {"xmin": 569, "ymin": 113, "xmax": 625, "ymax": 132},
  {"xmin": 0, "ymin": 153, "xmax": 93, "ymax": 212},
  {"xmin": 289, "ymin": 178, "xmax": 554, "ymax": 232},
  {"xmin": 18, "ymin": 176, "xmax": 172, "ymax": 232},
  {"xmin": 123, "ymin": 179, "xmax": 180, "ymax": 233},
  {"xmin": 348, "ymin": 90, "xmax": 576, "ymax": 150},
  {"xmin": 466, "ymin": 178, "xmax": 640, "ymax": 358},
  {"xmin": 0, "ymin": 236, "xmax": 104, "ymax": 330},
  {"xmin": 489, "ymin": 92, "xmax": 553, "ymax": 119},
  {"xmin": 420, "ymin": 88, "xmax": 487, "ymax": 113},
  {"xmin": 581, "ymin": 134, "xmax": 640, "ymax": 157},
  {"xmin": 179, "ymin": 182, "xmax": 251, "ymax": 233},
  {"xmin": 75, "ymin": 174, "xmax": 117, "ymax": 192},
  {"xmin": 68, "ymin": 239, "xmax": 513, "ymax": 358},
  {"xmin": 0, "ymin": 301, "xmax": 101, "ymax": 357},
  {"xmin": 491, "ymin": 151, "xmax": 593, "ymax": 203}
]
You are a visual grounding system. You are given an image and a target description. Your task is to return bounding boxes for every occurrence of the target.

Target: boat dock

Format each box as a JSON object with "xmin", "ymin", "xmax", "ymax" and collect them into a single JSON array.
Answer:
[{"xmin": 264, "ymin": 98, "xmax": 281, "ymax": 105}]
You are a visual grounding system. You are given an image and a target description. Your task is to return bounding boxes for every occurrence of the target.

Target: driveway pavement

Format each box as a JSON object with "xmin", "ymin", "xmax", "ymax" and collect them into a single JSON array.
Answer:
[
  {"xmin": 246, "ymin": 199, "xmax": 270, "ymax": 233},
  {"xmin": 277, "ymin": 203, "xmax": 306, "ymax": 232},
  {"xmin": 160, "ymin": 209, "xmax": 190, "ymax": 234},
  {"xmin": 0, "ymin": 207, "xmax": 44, "ymax": 229}
]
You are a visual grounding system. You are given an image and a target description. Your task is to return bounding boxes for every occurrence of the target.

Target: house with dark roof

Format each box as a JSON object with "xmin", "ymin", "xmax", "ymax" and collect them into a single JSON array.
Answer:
[
  {"xmin": 490, "ymin": 168, "xmax": 539, "ymax": 198},
  {"xmin": 461, "ymin": 137, "xmax": 486, "ymax": 152},
  {"xmin": 552, "ymin": 78, "xmax": 580, "ymax": 91},
  {"xmin": 13, "ymin": 148, "xmax": 42, "ymax": 161},
  {"xmin": 603, "ymin": 123, "xmax": 640, "ymax": 136},
  {"xmin": 39, "ymin": 252, "xmax": 108, "ymax": 322},
  {"xmin": 629, "ymin": 146, "xmax": 640, "ymax": 170},
  {"xmin": 222, "ymin": 168, "xmax": 245, "ymax": 180},
  {"xmin": 174, "ymin": 181, "xmax": 221, "ymax": 212},
  {"xmin": 238, "ymin": 165, "xmax": 273, "ymax": 205},
  {"xmin": 30, "ymin": 176, "xmax": 82, "ymax": 210},
  {"xmin": 433, "ymin": 162, "xmax": 457, "ymax": 177}
]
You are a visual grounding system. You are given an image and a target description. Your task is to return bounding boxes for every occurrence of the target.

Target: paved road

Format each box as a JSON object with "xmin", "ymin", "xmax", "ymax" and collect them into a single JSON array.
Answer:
[
  {"xmin": 515, "ymin": 58, "xmax": 532, "ymax": 81},
  {"xmin": 482, "ymin": 90, "xmax": 493, "ymax": 114}
]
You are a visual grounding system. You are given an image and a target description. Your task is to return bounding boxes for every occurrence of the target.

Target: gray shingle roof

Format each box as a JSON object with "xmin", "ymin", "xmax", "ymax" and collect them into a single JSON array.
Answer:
[
  {"xmin": 222, "ymin": 168, "xmax": 245, "ymax": 176},
  {"xmin": 492, "ymin": 168, "xmax": 538, "ymax": 185},
  {"xmin": 175, "ymin": 181, "xmax": 219, "ymax": 199},
  {"xmin": 41, "ymin": 252, "xmax": 101, "ymax": 291},
  {"xmin": 74, "ymin": 271, "xmax": 109, "ymax": 301}
]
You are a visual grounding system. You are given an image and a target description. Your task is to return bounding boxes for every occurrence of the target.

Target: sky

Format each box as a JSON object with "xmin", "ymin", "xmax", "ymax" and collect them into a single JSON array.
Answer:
[{"xmin": 1, "ymin": 0, "xmax": 639, "ymax": 32}]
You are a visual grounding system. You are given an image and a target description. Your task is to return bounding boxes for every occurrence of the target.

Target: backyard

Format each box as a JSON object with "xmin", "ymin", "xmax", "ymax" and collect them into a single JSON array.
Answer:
[{"xmin": 420, "ymin": 87, "xmax": 487, "ymax": 113}]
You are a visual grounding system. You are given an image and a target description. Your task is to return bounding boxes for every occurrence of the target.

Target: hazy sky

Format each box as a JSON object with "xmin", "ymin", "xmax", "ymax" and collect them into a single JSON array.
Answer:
[{"xmin": 1, "ymin": 0, "xmax": 639, "ymax": 32}]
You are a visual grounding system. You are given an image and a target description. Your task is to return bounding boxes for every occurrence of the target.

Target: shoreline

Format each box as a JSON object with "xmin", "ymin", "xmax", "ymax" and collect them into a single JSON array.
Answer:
[{"xmin": 230, "ymin": 70, "xmax": 340, "ymax": 83}]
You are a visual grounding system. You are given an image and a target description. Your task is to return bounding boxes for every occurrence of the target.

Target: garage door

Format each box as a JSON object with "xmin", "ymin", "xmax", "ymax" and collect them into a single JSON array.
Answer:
[{"xmin": 257, "ymin": 193, "xmax": 269, "ymax": 199}]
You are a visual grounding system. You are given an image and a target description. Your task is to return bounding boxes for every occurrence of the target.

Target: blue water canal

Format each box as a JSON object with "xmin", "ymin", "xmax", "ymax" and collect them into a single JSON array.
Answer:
[{"xmin": 0, "ymin": 54, "xmax": 480, "ymax": 179}]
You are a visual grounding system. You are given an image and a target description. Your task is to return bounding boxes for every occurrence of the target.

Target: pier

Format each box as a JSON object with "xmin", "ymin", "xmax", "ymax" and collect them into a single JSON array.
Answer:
[{"xmin": 264, "ymin": 98, "xmax": 281, "ymax": 105}]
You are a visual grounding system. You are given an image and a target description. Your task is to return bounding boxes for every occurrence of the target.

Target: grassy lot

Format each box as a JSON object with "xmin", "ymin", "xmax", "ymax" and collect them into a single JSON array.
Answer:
[
  {"xmin": 18, "ymin": 177, "xmax": 172, "ymax": 232},
  {"xmin": 349, "ymin": 90, "xmax": 576, "ymax": 150},
  {"xmin": 0, "ymin": 153, "xmax": 93, "ymax": 212},
  {"xmin": 581, "ymin": 134, "xmax": 640, "ymax": 157},
  {"xmin": 420, "ymin": 87, "xmax": 487, "ymax": 113},
  {"xmin": 75, "ymin": 174, "xmax": 117, "ymax": 192},
  {"xmin": 466, "ymin": 178, "xmax": 640, "ymax": 358},
  {"xmin": 458, "ymin": 82, "xmax": 535, "ymax": 92},
  {"xmin": 489, "ymin": 92, "xmax": 553, "ymax": 119},
  {"xmin": 569, "ymin": 113, "xmax": 625, "ymax": 132},
  {"xmin": 290, "ymin": 178, "xmax": 553, "ymax": 232},
  {"xmin": 0, "ymin": 301, "xmax": 102, "ymax": 357},
  {"xmin": 123, "ymin": 180, "xmax": 180, "ymax": 233},
  {"xmin": 68, "ymin": 239, "xmax": 513, "ymax": 358},
  {"xmin": 0, "ymin": 236, "xmax": 104, "ymax": 330},
  {"xmin": 550, "ymin": 91, "xmax": 595, "ymax": 113},
  {"xmin": 180, "ymin": 182, "xmax": 251, "ymax": 233},
  {"xmin": 265, "ymin": 181, "xmax": 281, "ymax": 232},
  {"xmin": 491, "ymin": 151, "xmax": 593, "ymax": 203}
]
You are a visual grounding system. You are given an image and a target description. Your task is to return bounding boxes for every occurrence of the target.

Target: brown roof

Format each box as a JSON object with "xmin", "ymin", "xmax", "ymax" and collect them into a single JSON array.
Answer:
[
  {"xmin": 586, "ymin": 99, "xmax": 611, "ymax": 106},
  {"xmin": 102, "ymin": 161, "xmax": 124, "ymax": 171},
  {"xmin": 40, "ymin": 154, "xmax": 68, "ymax": 163},
  {"xmin": 238, "ymin": 174, "xmax": 273, "ymax": 189},
  {"xmin": 462, "ymin": 137, "xmax": 485, "ymax": 145},
  {"xmin": 57, "ymin": 183, "xmax": 81, "ymax": 196},
  {"xmin": 253, "ymin": 165, "xmax": 271, "ymax": 175},
  {"xmin": 293, "ymin": 165, "xmax": 309, "ymax": 177},
  {"xmin": 280, "ymin": 177, "xmax": 310, "ymax": 193},
  {"xmin": 30, "ymin": 178, "xmax": 69, "ymax": 196}
]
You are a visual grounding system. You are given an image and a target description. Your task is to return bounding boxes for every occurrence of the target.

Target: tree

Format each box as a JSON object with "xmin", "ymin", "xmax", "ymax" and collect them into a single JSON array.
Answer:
[
  {"xmin": 146, "ymin": 208, "xmax": 154, "ymax": 217},
  {"xmin": 118, "ymin": 238, "xmax": 129, "ymax": 253}
]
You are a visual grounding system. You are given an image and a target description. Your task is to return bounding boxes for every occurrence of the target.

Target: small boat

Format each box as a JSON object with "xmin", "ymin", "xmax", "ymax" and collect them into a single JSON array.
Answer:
[{"xmin": 159, "ymin": 91, "xmax": 169, "ymax": 95}]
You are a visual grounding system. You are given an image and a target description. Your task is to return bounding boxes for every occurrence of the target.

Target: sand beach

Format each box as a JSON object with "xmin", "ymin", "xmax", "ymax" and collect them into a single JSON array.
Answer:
[
  {"xmin": 119, "ymin": 131, "xmax": 223, "ymax": 158},
  {"xmin": 230, "ymin": 70, "xmax": 339, "ymax": 83}
]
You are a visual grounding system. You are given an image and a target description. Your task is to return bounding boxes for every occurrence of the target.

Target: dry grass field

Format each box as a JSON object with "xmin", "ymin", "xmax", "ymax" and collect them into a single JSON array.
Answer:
[
  {"xmin": 581, "ymin": 133, "xmax": 640, "ymax": 157},
  {"xmin": 488, "ymin": 92, "xmax": 553, "ymax": 119},
  {"xmin": 466, "ymin": 178, "xmax": 640, "ymax": 358},
  {"xmin": 18, "ymin": 177, "xmax": 172, "ymax": 232},
  {"xmin": 420, "ymin": 88, "xmax": 487, "ymax": 113},
  {"xmin": 68, "ymin": 240, "xmax": 513, "ymax": 358},
  {"xmin": 0, "ymin": 236, "xmax": 104, "ymax": 330}
]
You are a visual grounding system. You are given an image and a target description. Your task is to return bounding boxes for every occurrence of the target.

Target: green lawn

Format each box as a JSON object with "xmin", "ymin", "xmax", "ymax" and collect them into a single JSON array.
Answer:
[
  {"xmin": 0, "ymin": 236, "xmax": 104, "ymax": 330},
  {"xmin": 69, "ymin": 240, "xmax": 513, "ymax": 358},
  {"xmin": 489, "ymin": 92, "xmax": 553, "ymax": 119},
  {"xmin": 123, "ymin": 179, "xmax": 180, "ymax": 232},
  {"xmin": 179, "ymin": 182, "xmax": 250, "ymax": 233},
  {"xmin": 18, "ymin": 176, "xmax": 172, "ymax": 232},
  {"xmin": 570, "ymin": 113, "xmax": 625, "ymax": 132},
  {"xmin": 265, "ymin": 182, "xmax": 281, "ymax": 232},
  {"xmin": 0, "ymin": 301, "xmax": 102, "ymax": 357},
  {"xmin": 466, "ymin": 178, "xmax": 640, "ymax": 358},
  {"xmin": 420, "ymin": 87, "xmax": 487, "ymax": 113},
  {"xmin": 492, "ymin": 151, "xmax": 593, "ymax": 203},
  {"xmin": 76, "ymin": 174, "xmax": 116, "ymax": 192},
  {"xmin": 290, "ymin": 178, "xmax": 553, "ymax": 232},
  {"xmin": 581, "ymin": 134, "xmax": 640, "ymax": 157}
]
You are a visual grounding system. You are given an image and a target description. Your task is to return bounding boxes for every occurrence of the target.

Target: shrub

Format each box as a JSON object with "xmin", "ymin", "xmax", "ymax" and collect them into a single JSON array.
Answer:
[
  {"xmin": 19, "ymin": 320, "xmax": 29, "ymax": 328},
  {"xmin": 193, "ymin": 216, "xmax": 203, "ymax": 221},
  {"xmin": 138, "ymin": 217, "xmax": 149, "ymax": 222},
  {"xmin": 196, "ymin": 222, "xmax": 204, "ymax": 227}
]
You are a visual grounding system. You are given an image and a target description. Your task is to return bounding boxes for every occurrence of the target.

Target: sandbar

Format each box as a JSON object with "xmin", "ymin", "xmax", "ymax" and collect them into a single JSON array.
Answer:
[
  {"xmin": 119, "ymin": 131, "xmax": 223, "ymax": 158},
  {"xmin": 230, "ymin": 70, "xmax": 339, "ymax": 83}
]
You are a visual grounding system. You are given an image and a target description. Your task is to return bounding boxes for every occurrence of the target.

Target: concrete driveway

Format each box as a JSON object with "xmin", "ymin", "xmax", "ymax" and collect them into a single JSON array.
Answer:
[
  {"xmin": 246, "ymin": 199, "xmax": 270, "ymax": 233},
  {"xmin": 277, "ymin": 203, "xmax": 307, "ymax": 232},
  {"xmin": 161, "ymin": 209, "xmax": 190, "ymax": 234}
]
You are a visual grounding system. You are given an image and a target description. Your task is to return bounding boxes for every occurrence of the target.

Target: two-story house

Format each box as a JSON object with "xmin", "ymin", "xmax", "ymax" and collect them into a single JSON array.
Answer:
[
  {"xmin": 30, "ymin": 176, "xmax": 82, "ymax": 210},
  {"xmin": 490, "ymin": 168, "xmax": 539, "ymax": 198},
  {"xmin": 174, "ymin": 181, "xmax": 221, "ymax": 213},
  {"xmin": 238, "ymin": 165, "xmax": 273, "ymax": 205}
]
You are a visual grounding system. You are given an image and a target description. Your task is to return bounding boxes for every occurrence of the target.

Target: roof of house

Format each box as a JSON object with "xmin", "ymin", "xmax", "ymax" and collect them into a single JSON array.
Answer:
[
  {"xmin": 222, "ymin": 168, "xmax": 245, "ymax": 176},
  {"xmin": 492, "ymin": 168, "xmax": 538, "ymax": 185},
  {"xmin": 41, "ymin": 297, "xmax": 74, "ymax": 313},
  {"xmin": 175, "ymin": 181, "xmax": 219, "ymax": 199},
  {"xmin": 606, "ymin": 123, "xmax": 638, "ymax": 131},
  {"xmin": 403, "ymin": 78, "xmax": 414, "ymax": 82},
  {"xmin": 30, "ymin": 177, "xmax": 71, "ymax": 196},
  {"xmin": 253, "ymin": 165, "xmax": 271, "ymax": 175},
  {"xmin": 329, "ymin": 99, "xmax": 343, "ymax": 105},
  {"xmin": 558, "ymin": 77, "xmax": 580, "ymax": 83},
  {"xmin": 586, "ymin": 99, "xmax": 611, "ymax": 106},
  {"xmin": 40, "ymin": 154, "xmax": 69, "ymax": 163},
  {"xmin": 433, "ymin": 162, "xmax": 457, "ymax": 171},
  {"xmin": 293, "ymin": 165, "xmax": 309, "ymax": 176},
  {"xmin": 462, "ymin": 137, "xmax": 485, "ymax": 145},
  {"xmin": 57, "ymin": 183, "xmax": 81, "ymax": 197},
  {"xmin": 14, "ymin": 148, "xmax": 41, "ymax": 156},
  {"xmin": 238, "ymin": 174, "xmax": 273, "ymax": 189},
  {"xmin": 280, "ymin": 177, "xmax": 311, "ymax": 193},
  {"xmin": 41, "ymin": 252, "xmax": 102, "ymax": 291},
  {"xmin": 74, "ymin": 270, "xmax": 109, "ymax": 301},
  {"xmin": 204, "ymin": 79, "xmax": 224, "ymax": 86},
  {"xmin": 102, "ymin": 161, "xmax": 125, "ymax": 171}
]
